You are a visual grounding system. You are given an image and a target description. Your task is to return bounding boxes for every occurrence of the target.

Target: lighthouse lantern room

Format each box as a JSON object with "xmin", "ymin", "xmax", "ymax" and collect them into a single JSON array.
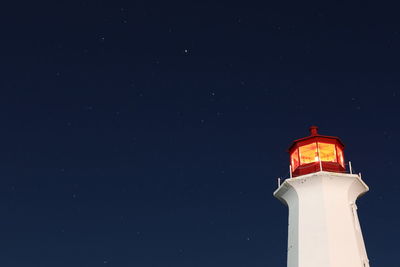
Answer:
[{"xmin": 289, "ymin": 126, "xmax": 345, "ymax": 177}]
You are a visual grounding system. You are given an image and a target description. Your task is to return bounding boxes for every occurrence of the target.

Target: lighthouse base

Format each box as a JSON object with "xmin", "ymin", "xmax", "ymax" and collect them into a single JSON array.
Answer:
[{"xmin": 274, "ymin": 171, "xmax": 370, "ymax": 267}]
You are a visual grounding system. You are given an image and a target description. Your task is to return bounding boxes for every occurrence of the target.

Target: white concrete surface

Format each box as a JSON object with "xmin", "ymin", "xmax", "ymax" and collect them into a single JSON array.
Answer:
[{"xmin": 274, "ymin": 171, "xmax": 370, "ymax": 267}]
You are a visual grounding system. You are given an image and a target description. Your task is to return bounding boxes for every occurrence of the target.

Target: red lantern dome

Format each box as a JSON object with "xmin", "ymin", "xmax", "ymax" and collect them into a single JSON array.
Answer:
[{"xmin": 289, "ymin": 126, "xmax": 346, "ymax": 177}]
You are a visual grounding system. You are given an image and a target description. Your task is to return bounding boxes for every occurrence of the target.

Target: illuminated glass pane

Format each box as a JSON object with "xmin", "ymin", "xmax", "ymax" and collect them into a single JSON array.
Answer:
[
  {"xmin": 337, "ymin": 146, "xmax": 344, "ymax": 167},
  {"xmin": 318, "ymin": 142, "xmax": 337, "ymax": 162},
  {"xmin": 299, "ymin": 142, "xmax": 318, "ymax": 164},
  {"xmin": 291, "ymin": 148, "xmax": 299, "ymax": 171}
]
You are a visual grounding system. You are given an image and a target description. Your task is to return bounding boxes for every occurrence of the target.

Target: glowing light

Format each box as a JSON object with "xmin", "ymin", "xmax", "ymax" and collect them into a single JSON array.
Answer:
[
  {"xmin": 291, "ymin": 148, "xmax": 299, "ymax": 170},
  {"xmin": 337, "ymin": 147, "xmax": 345, "ymax": 167},
  {"xmin": 318, "ymin": 142, "xmax": 337, "ymax": 162},
  {"xmin": 297, "ymin": 142, "xmax": 338, "ymax": 165},
  {"xmin": 299, "ymin": 143, "xmax": 318, "ymax": 164}
]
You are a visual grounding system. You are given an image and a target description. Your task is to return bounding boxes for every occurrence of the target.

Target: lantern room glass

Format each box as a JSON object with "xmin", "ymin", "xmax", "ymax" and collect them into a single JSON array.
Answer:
[
  {"xmin": 336, "ymin": 146, "xmax": 345, "ymax": 167},
  {"xmin": 299, "ymin": 142, "xmax": 318, "ymax": 164},
  {"xmin": 291, "ymin": 148, "xmax": 299, "ymax": 171},
  {"xmin": 291, "ymin": 142, "xmax": 342, "ymax": 171},
  {"xmin": 318, "ymin": 142, "xmax": 337, "ymax": 162}
]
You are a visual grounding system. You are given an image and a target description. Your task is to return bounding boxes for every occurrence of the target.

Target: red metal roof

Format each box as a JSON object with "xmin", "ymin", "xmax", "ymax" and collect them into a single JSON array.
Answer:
[{"xmin": 288, "ymin": 126, "xmax": 345, "ymax": 151}]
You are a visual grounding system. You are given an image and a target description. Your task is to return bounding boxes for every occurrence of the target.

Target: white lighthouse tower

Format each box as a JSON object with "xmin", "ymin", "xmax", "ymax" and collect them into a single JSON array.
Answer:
[{"xmin": 274, "ymin": 126, "xmax": 370, "ymax": 267}]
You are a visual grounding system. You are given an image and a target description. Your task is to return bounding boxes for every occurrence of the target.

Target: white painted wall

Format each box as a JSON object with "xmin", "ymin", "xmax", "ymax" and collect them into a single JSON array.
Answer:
[{"xmin": 274, "ymin": 172, "xmax": 370, "ymax": 267}]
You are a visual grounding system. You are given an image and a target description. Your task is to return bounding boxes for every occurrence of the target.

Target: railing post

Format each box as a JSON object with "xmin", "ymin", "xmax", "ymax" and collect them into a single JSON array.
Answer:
[
  {"xmin": 289, "ymin": 165, "xmax": 292, "ymax": 178},
  {"xmin": 278, "ymin": 177, "xmax": 281, "ymax": 187},
  {"xmin": 349, "ymin": 161, "xmax": 353, "ymax": 174}
]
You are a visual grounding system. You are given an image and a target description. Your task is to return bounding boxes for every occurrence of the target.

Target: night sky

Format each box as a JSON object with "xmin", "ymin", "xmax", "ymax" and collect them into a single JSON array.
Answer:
[{"xmin": 1, "ymin": 1, "xmax": 399, "ymax": 266}]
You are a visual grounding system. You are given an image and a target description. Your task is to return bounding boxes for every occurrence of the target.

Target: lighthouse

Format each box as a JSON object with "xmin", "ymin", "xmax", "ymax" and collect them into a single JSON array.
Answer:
[{"xmin": 274, "ymin": 126, "xmax": 370, "ymax": 267}]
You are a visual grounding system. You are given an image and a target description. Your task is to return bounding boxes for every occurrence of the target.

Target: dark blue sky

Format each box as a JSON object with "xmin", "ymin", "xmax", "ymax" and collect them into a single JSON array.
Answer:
[{"xmin": 0, "ymin": 1, "xmax": 399, "ymax": 266}]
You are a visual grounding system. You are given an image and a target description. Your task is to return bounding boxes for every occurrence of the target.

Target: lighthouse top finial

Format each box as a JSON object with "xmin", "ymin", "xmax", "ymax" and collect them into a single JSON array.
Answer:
[{"xmin": 309, "ymin": 125, "xmax": 319, "ymax": 136}]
